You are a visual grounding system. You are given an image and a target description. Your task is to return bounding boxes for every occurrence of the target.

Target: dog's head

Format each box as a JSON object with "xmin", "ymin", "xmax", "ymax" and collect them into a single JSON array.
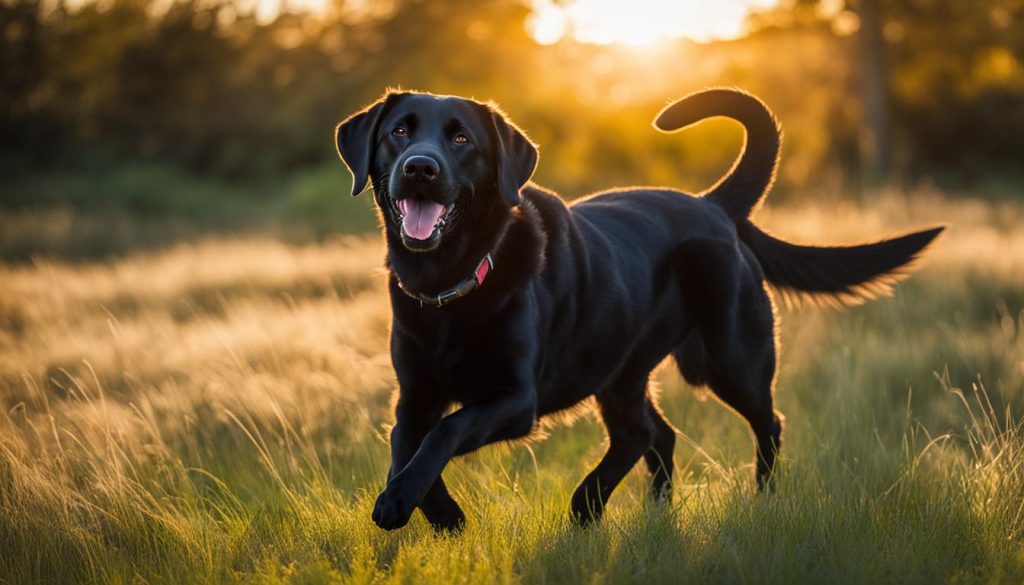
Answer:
[{"xmin": 336, "ymin": 91, "xmax": 538, "ymax": 252}]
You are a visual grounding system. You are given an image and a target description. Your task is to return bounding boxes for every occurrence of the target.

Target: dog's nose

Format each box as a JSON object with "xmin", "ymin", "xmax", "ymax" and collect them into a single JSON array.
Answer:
[{"xmin": 402, "ymin": 155, "xmax": 439, "ymax": 183}]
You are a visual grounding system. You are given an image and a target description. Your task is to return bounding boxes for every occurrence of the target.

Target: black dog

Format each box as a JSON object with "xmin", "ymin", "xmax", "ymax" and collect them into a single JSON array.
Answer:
[{"xmin": 335, "ymin": 88, "xmax": 942, "ymax": 531}]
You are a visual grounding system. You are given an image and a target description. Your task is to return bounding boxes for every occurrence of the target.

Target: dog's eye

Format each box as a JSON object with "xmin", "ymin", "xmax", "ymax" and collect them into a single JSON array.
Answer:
[
  {"xmin": 453, "ymin": 133, "xmax": 469, "ymax": 145},
  {"xmin": 392, "ymin": 127, "xmax": 408, "ymax": 137}
]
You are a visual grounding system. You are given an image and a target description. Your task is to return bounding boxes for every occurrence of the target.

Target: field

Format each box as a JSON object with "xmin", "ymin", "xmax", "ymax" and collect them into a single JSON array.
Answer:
[{"xmin": 2, "ymin": 190, "xmax": 1024, "ymax": 584}]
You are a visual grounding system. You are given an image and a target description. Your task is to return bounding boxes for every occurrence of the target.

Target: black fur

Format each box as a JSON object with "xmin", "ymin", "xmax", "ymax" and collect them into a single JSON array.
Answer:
[
  {"xmin": 737, "ymin": 221, "xmax": 945, "ymax": 307},
  {"xmin": 655, "ymin": 88, "xmax": 781, "ymax": 219},
  {"xmin": 334, "ymin": 88, "xmax": 944, "ymax": 532}
]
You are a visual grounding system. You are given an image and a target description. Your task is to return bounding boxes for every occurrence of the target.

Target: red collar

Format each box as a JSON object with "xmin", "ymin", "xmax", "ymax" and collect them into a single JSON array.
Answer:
[{"xmin": 396, "ymin": 254, "xmax": 494, "ymax": 308}]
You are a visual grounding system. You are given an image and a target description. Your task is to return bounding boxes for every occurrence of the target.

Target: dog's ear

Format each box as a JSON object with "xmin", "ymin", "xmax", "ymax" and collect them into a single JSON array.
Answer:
[
  {"xmin": 335, "ymin": 94, "xmax": 398, "ymax": 196},
  {"xmin": 490, "ymin": 108, "xmax": 538, "ymax": 207}
]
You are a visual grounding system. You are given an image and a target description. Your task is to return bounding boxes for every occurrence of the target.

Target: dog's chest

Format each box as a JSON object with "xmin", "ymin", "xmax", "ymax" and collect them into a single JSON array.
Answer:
[
  {"xmin": 425, "ymin": 318, "xmax": 465, "ymax": 374},
  {"xmin": 404, "ymin": 312, "xmax": 514, "ymax": 402}
]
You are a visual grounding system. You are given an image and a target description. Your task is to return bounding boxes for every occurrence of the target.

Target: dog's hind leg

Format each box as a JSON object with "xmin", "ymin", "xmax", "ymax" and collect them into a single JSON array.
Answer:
[
  {"xmin": 571, "ymin": 368, "xmax": 656, "ymax": 525},
  {"xmin": 643, "ymin": 399, "xmax": 676, "ymax": 501},
  {"xmin": 676, "ymin": 238, "xmax": 783, "ymax": 491},
  {"xmin": 704, "ymin": 341, "xmax": 782, "ymax": 492}
]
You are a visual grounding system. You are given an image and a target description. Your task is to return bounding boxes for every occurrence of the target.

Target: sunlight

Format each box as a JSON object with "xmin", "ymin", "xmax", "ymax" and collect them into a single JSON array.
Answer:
[
  {"xmin": 527, "ymin": 0, "xmax": 779, "ymax": 46},
  {"xmin": 246, "ymin": 0, "xmax": 331, "ymax": 22}
]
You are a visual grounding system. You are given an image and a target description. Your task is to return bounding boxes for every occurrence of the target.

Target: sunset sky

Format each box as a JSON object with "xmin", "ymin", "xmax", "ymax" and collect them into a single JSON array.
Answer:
[
  {"xmin": 236, "ymin": 0, "xmax": 782, "ymax": 44},
  {"xmin": 526, "ymin": 0, "xmax": 780, "ymax": 45}
]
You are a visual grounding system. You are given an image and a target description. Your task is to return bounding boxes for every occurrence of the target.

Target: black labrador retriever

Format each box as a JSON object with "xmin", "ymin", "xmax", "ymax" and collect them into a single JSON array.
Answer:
[{"xmin": 335, "ymin": 88, "xmax": 943, "ymax": 531}]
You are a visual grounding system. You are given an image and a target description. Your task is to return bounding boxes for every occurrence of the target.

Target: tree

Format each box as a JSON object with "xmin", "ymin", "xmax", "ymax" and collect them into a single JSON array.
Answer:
[{"xmin": 854, "ymin": 0, "xmax": 891, "ymax": 184}]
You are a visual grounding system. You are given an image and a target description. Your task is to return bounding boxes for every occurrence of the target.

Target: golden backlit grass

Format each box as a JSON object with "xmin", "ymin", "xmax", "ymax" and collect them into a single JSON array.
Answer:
[{"xmin": 1, "ymin": 190, "xmax": 1023, "ymax": 583}]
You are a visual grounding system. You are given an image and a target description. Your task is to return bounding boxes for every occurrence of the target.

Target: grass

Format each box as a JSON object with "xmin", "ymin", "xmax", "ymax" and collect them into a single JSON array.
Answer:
[
  {"xmin": 0, "ymin": 162, "xmax": 378, "ymax": 262},
  {"xmin": 1, "ymin": 189, "xmax": 1023, "ymax": 583}
]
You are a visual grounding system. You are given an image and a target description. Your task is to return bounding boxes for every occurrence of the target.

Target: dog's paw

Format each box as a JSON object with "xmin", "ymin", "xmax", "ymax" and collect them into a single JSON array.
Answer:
[
  {"xmin": 424, "ymin": 503, "xmax": 466, "ymax": 534},
  {"xmin": 570, "ymin": 486, "xmax": 606, "ymax": 528},
  {"xmin": 372, "ymin": 484, "xmax": 418, "ymax": 530}
]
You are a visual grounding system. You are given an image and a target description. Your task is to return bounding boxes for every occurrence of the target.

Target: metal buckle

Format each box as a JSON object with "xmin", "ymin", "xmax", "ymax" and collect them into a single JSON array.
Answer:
[{"xmin": 436, "ymin": 289, "xmax": 461, "ymax": 306}]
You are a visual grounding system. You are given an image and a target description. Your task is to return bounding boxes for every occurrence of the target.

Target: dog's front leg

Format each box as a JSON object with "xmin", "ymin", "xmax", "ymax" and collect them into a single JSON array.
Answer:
[
  {"xmin": 388, "ymin": 398, "xmax": 466, "ymax": 531},
  {"xmin": 372, "ymin": 390, "xmax": 536, "ymax": 530}
]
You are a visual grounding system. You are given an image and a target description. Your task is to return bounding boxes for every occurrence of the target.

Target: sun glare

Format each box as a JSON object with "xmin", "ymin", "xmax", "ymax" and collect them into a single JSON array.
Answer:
[{"xmin": 527, "ymin": 0, "xmax": 779, "ymax": 46}]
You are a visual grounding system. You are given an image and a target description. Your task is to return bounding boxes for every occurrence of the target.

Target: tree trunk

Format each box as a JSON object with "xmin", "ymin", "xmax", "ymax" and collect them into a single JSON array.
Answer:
[{"xmin": 857, "ymin": 0, "xmax": 891, "ymax": 185}]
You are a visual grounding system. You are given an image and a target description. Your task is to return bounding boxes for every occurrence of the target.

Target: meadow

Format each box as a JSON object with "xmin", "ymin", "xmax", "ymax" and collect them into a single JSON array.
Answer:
[{"xmin": 2, "ymin": 189, "xmax": 1024, "ymax": 584}]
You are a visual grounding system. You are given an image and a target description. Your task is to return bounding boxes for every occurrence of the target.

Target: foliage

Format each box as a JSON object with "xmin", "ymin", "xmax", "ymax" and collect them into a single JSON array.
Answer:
[
  {"xmin": 2, "ymin": 0, "xmax": 1023, "ymax": 215},
  {"xmin": 0, "ymin": 161, "xmax": 377, "ymax": 260}
]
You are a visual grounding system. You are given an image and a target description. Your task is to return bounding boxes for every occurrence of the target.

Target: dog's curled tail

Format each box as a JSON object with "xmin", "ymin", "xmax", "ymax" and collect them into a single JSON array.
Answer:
[
  {"xmin": 737, "ymin": 221, "xmax": 945, "ymax": 307},
  {"xmin": 654, "ymin": 88, "xmax": 781, "ymax": 220}
]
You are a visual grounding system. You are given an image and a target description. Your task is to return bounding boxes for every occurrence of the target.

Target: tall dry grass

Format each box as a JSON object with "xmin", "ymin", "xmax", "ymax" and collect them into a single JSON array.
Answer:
[{"xmin": 1, "ymin": 190, "xmax": 1023, "ymax": 583}]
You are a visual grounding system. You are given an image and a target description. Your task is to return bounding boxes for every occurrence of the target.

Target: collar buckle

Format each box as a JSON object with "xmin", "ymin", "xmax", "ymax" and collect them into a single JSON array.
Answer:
[{"xmin": 436, "ymin": 289, "xmax": 462, "ymax": 306}]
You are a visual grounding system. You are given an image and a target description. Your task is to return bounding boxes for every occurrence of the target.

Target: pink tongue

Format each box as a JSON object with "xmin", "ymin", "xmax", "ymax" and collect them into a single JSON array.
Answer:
[{"xmin": 397, "ymin": 198, "xmax": 446, "ymax": 240}]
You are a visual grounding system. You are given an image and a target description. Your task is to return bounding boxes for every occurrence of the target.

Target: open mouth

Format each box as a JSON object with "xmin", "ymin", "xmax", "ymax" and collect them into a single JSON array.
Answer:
[{"xmin": 391, "ymin": 195, "xmax": 458, "ymax": 249}]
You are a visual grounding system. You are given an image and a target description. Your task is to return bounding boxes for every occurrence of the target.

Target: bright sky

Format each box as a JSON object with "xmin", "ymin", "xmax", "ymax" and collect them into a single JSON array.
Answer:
[
  {"xmin": 236, "ymin": 0, "xmax": 779, "ymax": 44},
  {"xmin": 527, "ymin": 0, "xmax": 780, "ymax": 45}
]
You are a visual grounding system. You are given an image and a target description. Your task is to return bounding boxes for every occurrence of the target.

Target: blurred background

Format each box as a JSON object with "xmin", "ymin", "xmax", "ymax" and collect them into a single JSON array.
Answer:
[{"xmin": 1, "ymin": 0, "xmax": 1022, "ymax": 259}]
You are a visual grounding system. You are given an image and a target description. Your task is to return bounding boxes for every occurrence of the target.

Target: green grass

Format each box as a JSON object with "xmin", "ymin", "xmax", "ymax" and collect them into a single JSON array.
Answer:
[
  {"xmin": 0, "ymin": 162, "xmax": 379, "ymax": 261},
  {"xmin": 1, "ymin": 191, "xmax": 1023, "ymax": 583}
]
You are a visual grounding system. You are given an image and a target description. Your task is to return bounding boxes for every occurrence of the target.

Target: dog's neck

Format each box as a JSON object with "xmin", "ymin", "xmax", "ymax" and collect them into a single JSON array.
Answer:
[
  {"xmin": 383, "ymin": 193, "xmax": 546, "ymax": 303},
  {"xmin": 384, "ymin": 200, "xmax": 512, "ymax": 296}
]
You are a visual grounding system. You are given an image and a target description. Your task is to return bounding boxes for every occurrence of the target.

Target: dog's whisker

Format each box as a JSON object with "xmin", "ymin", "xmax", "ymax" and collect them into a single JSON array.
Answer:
[{"xmin": 359, "ymin": 173, "xmax": 391, "ymax": 196}]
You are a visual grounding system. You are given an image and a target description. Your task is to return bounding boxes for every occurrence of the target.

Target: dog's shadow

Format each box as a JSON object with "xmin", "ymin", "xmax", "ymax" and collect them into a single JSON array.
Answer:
[
  {"xmin": 520, "ymin": 504, "xmax": 689, "ymax": 581},
  {"xmin": 514, "ymin": 479, "xmax": 765, "ymax": 581}
]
